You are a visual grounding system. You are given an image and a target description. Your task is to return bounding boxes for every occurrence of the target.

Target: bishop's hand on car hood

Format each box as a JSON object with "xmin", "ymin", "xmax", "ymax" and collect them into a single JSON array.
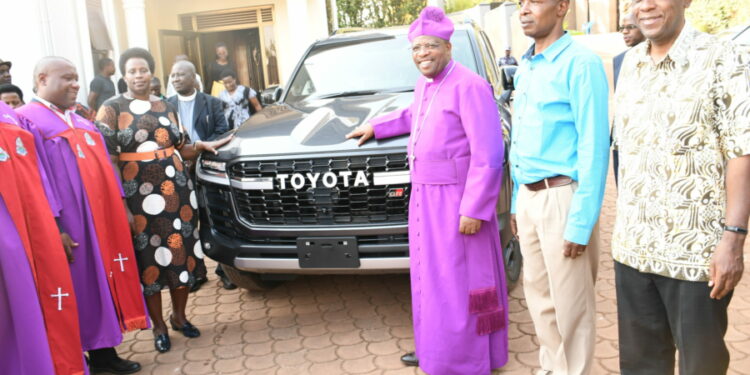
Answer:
[{"xmin": 225, "ymin": 92, "xmax": 413, "ymax": 158}]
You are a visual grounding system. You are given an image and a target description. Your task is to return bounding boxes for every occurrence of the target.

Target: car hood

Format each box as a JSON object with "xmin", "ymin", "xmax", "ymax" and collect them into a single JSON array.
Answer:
[{"xmin": 214, "ymin": 93, "xmax": 413, "ymax": 160}]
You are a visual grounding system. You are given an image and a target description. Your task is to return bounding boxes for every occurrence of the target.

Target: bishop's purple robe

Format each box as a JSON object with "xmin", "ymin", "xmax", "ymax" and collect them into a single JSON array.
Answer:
[
  {"xmin": 17, "ymin": 101, "xmax": 124, "ymax": 350},
  {"xmin": 371, "ymin": 60, "xmax": 508, "ymax": 375}
]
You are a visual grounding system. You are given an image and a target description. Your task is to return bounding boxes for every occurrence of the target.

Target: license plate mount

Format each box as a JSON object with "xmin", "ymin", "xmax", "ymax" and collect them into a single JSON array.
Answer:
[{"xmin": 297, "ymin": 237, "xmax": 360, "ymax": 268}]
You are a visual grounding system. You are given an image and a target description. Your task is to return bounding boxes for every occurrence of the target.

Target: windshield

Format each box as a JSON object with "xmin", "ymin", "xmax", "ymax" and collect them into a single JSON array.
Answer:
[
  {"xmin": 285, "ymin": 31, "xmax": 478, "ymax": 104},
  {"xmin": 734, "ymin": 26, "xmax": 750, "ymax": 46}
]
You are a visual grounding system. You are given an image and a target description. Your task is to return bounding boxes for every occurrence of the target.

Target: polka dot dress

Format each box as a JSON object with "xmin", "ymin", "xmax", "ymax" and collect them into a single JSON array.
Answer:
[{"xmin": 96, "ymin": 95, "xmax": 206, "ymax": 296}]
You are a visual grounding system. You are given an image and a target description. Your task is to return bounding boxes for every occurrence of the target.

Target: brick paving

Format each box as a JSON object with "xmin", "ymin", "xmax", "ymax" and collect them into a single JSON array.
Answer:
[{"xmin": 117, "ymin": 176, "xmax": 750, "ymax": 374}]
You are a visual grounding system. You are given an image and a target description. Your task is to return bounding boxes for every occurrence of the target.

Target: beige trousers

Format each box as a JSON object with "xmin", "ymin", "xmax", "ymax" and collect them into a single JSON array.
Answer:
[{"xmin": 516, "ymin": 183, "xmax": 599, "ymax": 375}]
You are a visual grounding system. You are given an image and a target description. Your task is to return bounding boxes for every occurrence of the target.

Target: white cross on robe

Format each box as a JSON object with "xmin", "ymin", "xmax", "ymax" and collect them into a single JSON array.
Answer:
[
  {"xmin": 114, "ymin": 253, "xmax": 129, "ymax": 272},
  {"xmin": 51, "ymin": 287, "xmax": 69, "ymax": 311}
]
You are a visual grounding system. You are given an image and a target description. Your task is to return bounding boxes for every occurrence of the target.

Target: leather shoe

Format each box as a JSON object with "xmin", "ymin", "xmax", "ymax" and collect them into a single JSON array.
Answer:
[
  {"xmin": 190, "ymin": 277, "xmax": 208, "ymax": 293},
  {"xmin": 400, "ymin": 352, "xmax": 419, "ymax": 366},
  {"xmin": 170, "ymin": 315, "xmax": 201, "ymax": 338},
  {"xmin": 219, "ymin": 274, "xmax": 237, "ymax": 290},
  {"xmin": 90, "ymin": 357, "xmax": 142, "ymax": 374},
  {"xmin": 154, "ymin": 333, "xmax": 171, "ymax": 353}
]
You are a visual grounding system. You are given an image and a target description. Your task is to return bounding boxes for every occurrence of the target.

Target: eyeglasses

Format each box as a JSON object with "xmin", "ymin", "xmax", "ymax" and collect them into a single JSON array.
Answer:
[
  {"xmin": 619, "ymin": 24, "xmax": 639, "ymax": 32},
  {"xmin": 411, "ymin": 43, "xmax": 442, "ymax": 54}
]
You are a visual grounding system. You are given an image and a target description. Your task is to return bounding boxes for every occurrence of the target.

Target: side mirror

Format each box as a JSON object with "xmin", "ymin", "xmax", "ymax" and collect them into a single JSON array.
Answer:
[
  {"xmin": 500, "ymin": 66, "xmax": 516, "ymax": 92},
  {"xmin": 261, "ymin": 86, "xmax": 283, "ymax": 105}
]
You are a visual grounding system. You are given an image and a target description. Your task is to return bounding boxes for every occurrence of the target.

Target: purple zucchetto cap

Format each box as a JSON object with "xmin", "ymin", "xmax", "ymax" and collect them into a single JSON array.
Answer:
[{"xmin": 408, "ymin": 6, "xmax": 454, "ymax": 42}]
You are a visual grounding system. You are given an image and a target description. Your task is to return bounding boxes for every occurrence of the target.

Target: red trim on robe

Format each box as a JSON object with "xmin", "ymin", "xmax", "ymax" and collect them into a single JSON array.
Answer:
[
  {"xmin": 0, "ymin": 122, "xmax": 85, "ymax": 375},
  {"xmin": 56, "ymin": 126, "xmax": 148, "ymax": 332}
]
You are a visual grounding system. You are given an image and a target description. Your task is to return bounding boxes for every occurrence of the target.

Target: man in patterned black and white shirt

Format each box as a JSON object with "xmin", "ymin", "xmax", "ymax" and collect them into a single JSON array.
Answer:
[{"xmin": 612, "ymin": 1, "xmax": 750, "ymax": 374}]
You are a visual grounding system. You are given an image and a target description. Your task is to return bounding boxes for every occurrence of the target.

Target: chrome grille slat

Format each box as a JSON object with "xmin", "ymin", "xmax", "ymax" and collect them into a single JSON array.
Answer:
[{"xmin": 229, "ymin": 153, "xmax": 410, "ymax": 226}]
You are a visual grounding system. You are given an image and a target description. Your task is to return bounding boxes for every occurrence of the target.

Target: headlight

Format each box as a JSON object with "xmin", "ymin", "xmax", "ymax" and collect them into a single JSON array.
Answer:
[{"xmin": 200, "ymin": 158, "xmax": 226, "ymax": 172}]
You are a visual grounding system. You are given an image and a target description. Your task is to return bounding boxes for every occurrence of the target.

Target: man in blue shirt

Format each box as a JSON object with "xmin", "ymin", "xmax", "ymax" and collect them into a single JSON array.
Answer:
[{"xmin": 509, "ymin": 0, "xmax": 609, "ymax": 374}]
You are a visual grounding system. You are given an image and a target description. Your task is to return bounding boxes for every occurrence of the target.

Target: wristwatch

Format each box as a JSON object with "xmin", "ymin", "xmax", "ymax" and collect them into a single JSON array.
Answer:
[{"xmin": 724, "ymin": 225, "xmax": 749, "ymax": 235}]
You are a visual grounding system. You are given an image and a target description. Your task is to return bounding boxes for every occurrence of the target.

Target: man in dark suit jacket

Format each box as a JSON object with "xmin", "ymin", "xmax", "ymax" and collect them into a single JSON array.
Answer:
[
  {"xmin": 168, "ymin": 61, "xmax": 228, "ymax": 142},
  {"xmin": 168, "ymin": 61, "xmax": 235, "ymax": 290},
  {"xmin": 612, "ymin": 13, "xmax": 645, "ymax": 186}
]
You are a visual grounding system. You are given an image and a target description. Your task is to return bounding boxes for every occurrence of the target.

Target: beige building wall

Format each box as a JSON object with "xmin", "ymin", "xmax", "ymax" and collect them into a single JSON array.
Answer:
[
  {"xmin": 592, "ymin": 0, "xmax": 619, "ymax": 33},
  {"xmin": 144, "ymin": 0, "xmax": 328, "ymax": 86},
  {"xmin": 568, "ymin": 0, "xmax": 619, "ymax": 33}
]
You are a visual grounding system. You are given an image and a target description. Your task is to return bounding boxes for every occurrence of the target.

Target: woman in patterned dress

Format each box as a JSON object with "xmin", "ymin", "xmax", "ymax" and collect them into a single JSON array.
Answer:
[{"xmin": 96, "ymin": 48, "xmax": 231, "ymax": 353}]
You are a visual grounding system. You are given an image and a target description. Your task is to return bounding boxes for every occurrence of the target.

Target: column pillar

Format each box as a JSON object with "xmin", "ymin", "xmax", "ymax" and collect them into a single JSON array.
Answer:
[
  {"xmin": 329, "ymin": 0, "xmax": 338, "ymax": 31},
  {"xmin": 122, "ymin": 0, "xmax": 148, "ymax": 48},
  {"xmin": 102, "ymin": 0, "xmax": 123, "ymax": 66},
  {"xmin": 286, "ymin": 0, "xmax": 310, "ymax": 64}
]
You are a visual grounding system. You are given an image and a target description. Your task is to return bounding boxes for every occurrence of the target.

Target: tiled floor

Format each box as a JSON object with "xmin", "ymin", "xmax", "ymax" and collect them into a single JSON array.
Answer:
[{"xmin": 117, "ymin": 176, "xmax": 750, "ymax": 375}]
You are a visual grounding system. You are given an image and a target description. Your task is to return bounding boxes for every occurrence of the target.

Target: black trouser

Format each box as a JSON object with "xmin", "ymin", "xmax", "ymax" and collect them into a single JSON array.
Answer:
[
  {"xmin": 612, "ymin": 148, "xmax": 619, "ymax": 187},
  {"xmin": 187, "ymin": 167, "xmax": 208, "ymax": 282},
  {"xmin": 88, "ymin": 347, "xmax": 118, "ymax": 365},
  {"xmin": 216, "ymin": 263, "xmax": 226, "ymax": 277},
  {"xmin": 615, "ymin": 261, "xmax": 732, "ymax": 375}
]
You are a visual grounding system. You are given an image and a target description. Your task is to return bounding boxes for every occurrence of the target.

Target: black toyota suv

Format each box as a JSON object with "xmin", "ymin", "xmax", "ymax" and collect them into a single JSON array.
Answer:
[{"xmin": 196, "ymin": 21, "xmax": 521, "ymax": 290}]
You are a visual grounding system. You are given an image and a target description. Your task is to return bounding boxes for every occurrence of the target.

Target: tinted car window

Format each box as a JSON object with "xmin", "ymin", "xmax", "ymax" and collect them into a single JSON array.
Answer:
[
  {"xmin": 286, "ymin": 31, "xmax": 478, "ymax": 104},
  {"xmin": 734, "ymin": 26, "xmax": 750, "ymax": 46}
]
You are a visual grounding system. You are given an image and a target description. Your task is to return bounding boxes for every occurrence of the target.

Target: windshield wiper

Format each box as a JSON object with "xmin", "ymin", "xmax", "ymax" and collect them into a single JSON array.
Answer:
[
  {"xmin": 380, "ymin": 86, "xmax": 414, "ymax": 94},
  {"xmin": 316, "ymin": 90, "xmax": 380, "ymax": 99},
  {"xmin": 315, "ymin": 87, "xmax": 414, "ymax": 99}
]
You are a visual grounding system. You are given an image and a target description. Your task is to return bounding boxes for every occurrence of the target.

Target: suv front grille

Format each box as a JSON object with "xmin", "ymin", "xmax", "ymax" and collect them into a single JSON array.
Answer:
[
  {"xmin": 229, "ymin": 154, "xmax": 410, "ymax": 226},
  {"xmin": 201, "ymin": 182, "xmax": 238, "ymax": 238}
]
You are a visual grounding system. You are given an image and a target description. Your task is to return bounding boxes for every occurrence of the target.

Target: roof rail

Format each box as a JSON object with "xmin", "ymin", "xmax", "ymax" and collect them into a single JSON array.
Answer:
[{"xmin": 331, "ymin": 27, "xmax": 369, "ymax": 35}]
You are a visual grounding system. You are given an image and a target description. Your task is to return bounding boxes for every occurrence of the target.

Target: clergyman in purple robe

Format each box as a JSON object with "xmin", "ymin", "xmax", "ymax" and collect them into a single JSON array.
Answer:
[
  {"xmin": 18, "ymin": 56, "xmax": 143, "ymax": 374},
  {"xmin": 346, "ymin": 7, "xmax": 508, "ymax": 375}
]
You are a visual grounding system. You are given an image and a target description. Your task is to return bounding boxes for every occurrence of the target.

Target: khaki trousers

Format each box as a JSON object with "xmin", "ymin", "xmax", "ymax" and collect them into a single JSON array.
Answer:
[{"xmin": 516, "ymin": 183, "xmax": 599, "ymax": 375}]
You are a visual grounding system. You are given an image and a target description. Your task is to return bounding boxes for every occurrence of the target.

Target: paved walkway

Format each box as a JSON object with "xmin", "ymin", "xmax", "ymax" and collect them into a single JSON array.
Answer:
[{"xmin": 117, "ymin": 176, "xmax": 750, "ymax": 374}]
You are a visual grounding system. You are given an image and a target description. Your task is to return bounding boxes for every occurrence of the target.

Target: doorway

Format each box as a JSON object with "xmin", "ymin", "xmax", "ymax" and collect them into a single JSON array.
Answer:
[
  {"xmin": 201, "ymin": 28, "xmax": 266, "ymax": 95},
  {"xmin": 162, "ymin": 6, "xmax": 279, "ymax": 95}
]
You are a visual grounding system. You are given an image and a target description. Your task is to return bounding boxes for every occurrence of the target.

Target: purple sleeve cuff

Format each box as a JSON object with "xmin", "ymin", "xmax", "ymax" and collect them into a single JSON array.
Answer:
[{"xmin": 371, "ymin": 107, "xmax": 412, "ymax": 139}]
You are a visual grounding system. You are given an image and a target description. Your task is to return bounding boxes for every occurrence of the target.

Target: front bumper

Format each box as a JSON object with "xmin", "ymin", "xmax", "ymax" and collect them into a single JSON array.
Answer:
[
  {"xmin": 233, "ymin": 257, "xmax": 410, "ymax": 274},
  {"xmin": 197, "ymin": 180, "xmax": 411, "ymax": 274}
]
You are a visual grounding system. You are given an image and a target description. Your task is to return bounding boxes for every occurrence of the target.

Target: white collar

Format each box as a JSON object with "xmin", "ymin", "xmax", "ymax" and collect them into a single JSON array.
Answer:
[
  {"xmin": 178, "ymin": 89, "xmax": 197, "ymax": 102},
  {"xmin": 33, "ymin": 95, "xmax": 74, "ymax": 114},
  {"xmin": 33, "ymin": 95, "xmax": 75, "ymax": 128}
]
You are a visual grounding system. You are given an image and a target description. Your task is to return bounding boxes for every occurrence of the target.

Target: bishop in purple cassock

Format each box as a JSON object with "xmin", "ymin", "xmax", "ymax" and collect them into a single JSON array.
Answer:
[{"xmin": 347, "ymin": 7, "xmax": 508, "ymax": 375}]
